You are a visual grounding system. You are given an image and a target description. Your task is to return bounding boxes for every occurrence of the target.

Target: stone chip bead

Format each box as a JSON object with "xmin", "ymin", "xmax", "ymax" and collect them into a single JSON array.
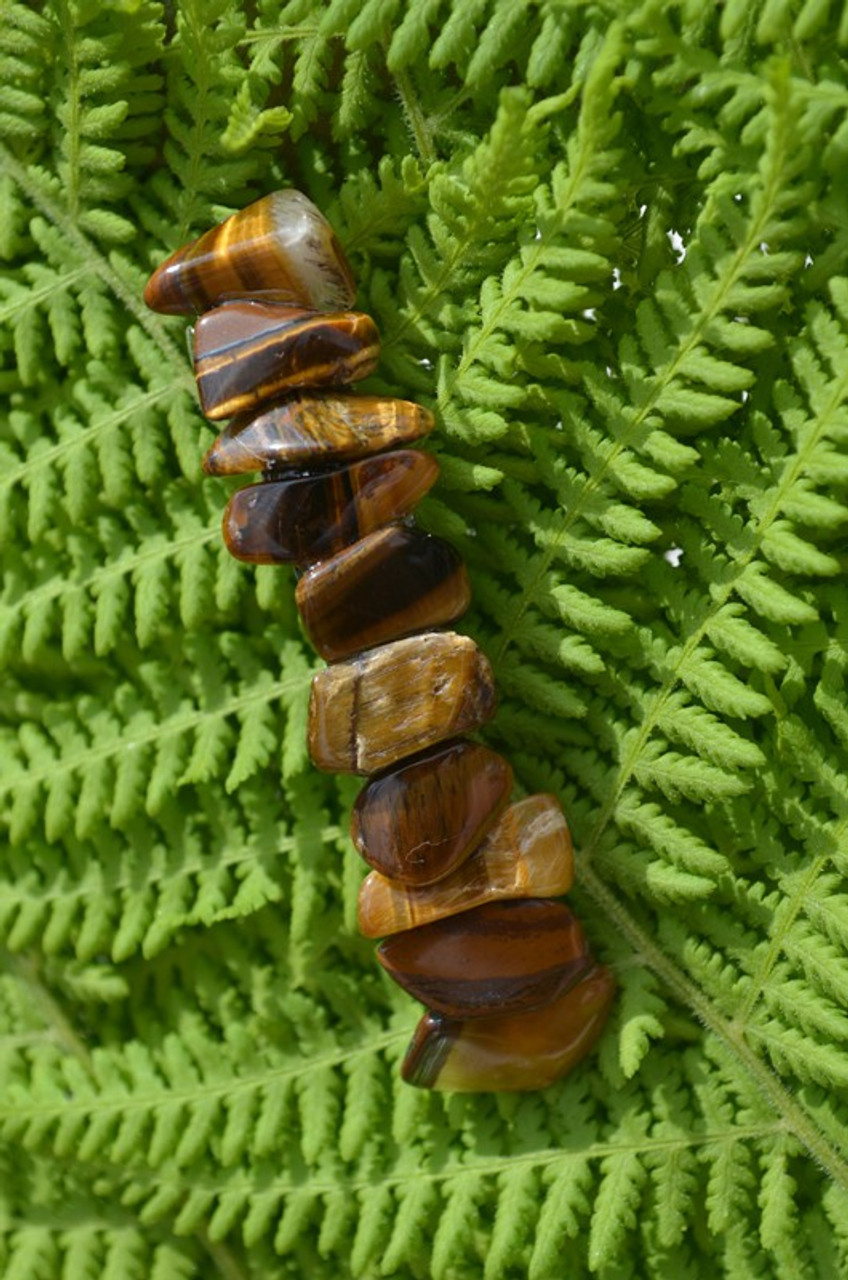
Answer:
[
  {"xmin": 223, "ymin": 450, "xmax": 438, "ymax": 568},
  {"xmin": 202, "ymin": 392, "xmax": 434, "ymax": 475},
  {"xmin": 143, "ymin": 189, "xmax": 357, "ymax": 316},
  {"xmin": 194, "ymin": 301, "xmax": 380, "ymax": 420},
  {"xmin": 377, "ymin": 899, "xmax": 592, "ymax": 1019},
  {"xmin": 296, "ymin": 525, "xmax": 472, "ymax": 662},
  {"xmin": 357, "ymin": 793, "xmax": 573, "ymax": 937},
  {"xmin": 308, "ymin": 631, "xmax": 497, "ymax": 774},
  {"xmin": 351, "ymin": 740, "xmax": 512, "ymax": 887},
  {"xmin": 401, "ymin": 964, "xmax": 615, "ymax": 1092}
]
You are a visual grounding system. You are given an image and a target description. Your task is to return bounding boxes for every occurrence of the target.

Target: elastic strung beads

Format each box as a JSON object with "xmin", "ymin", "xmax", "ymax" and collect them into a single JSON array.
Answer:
[{"xmin": 145, "ymin": 190, "xmax": 614, "ymax": 1091}]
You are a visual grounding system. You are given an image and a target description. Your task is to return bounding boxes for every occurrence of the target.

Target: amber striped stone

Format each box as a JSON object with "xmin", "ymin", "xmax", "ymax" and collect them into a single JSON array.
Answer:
[
  {"xmin": 401, "ymin": 964, "xmax": 615, "ymax": 1092},
  {"xmin": 144, "ymin": 190, "xmax": 356, "ymax": 316},
  {"xmin": 296, "ymin": 526, "xmax": 470, "ymax": 662},
  {"xmin": 308, "ymin": 632, "xmax": 496, "ymax": 774},
  {"xmin": 222, "ymin": 451, "xmax": 437, "ymax": 568},
  {"xmin": 377, "ymin": 899, "xmax": 592, "ymax": 1018},
  {"xmin": 194, "ymin": 302, "xmax": 380, "ymax": 420},
  {"xmin": 357, "ymin": 793, "xmax": 573, "ymax": 937},
  {"xmin": 202, "ymin": 393, "xmax": 434, "ymax": 475},
  {"xmin": 351, "ymin": 740, "xmax": 511, "ymax": 887}
]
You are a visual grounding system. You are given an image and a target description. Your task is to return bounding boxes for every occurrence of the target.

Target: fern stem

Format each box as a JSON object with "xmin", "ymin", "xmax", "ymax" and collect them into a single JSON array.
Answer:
[
  {"xmin": 2, "ymin": 950, "xmax": 92, "ymax": 1069},
  {"xmin": 200, "ymin": 1231, "xmax": 251, "ymax": 1280},
  {"xmin": 578, "ymin": 864, "xmax": 848, "ymax": 1192},
  {"xmin": 391, "ymin": 66, "xmax": 438, "ymax": 170}
]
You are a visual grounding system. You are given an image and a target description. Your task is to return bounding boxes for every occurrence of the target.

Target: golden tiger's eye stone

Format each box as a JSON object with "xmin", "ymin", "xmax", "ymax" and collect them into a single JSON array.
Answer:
[
  {"xmin": 194, "ymin": 302, "xmax": 380, "ymax": 420},
  {"xmin": 350, "ymin": 740, "xmax": 512, "ymax": 887},
  {"xmin": 202, "ymin": 393, "xmax": 434, "ymax": 475},
  {"xmin": 308, "ymin": 632, "xmax": 496, "ymax": 775},
  {"xmin": 223, "ymin": 451, "xmax": 438, "ymax": 568},
  {"xmin": 357, "ymin": 793, "xmax": 573, "ymax": 937},
  {"xmin": 296, "ymin": 526, "xmax": 471, "ymax": 662},
  {"xmin": 401, "ymin": 964, "xmax": 615, "ymax": 1092},
  {"xmin": 143, "ymin": 190, "xmax": 356, "ymax": 316},
  {"xmin": 377, "ymin": 899, "xmax": 592, "ymax": 1019}
]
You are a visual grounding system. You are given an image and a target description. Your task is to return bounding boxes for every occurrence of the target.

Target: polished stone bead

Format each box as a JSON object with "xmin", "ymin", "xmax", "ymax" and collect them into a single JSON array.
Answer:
[
  {"xmin": 377, "ymin": 899, "xmax": 592, "ymax": 1018},
  {"xmin": 401, "ymin": 964, "xmax": 615, "ymax": 1091},
  {"xmin": 308, "ymin": 632, "xmax": 496, "ymax": 774},
  {"xmin": 296, "ymin": 526, "xmax": 471, "ymax": 662},
  {"xmin": 194, "ymin": 301, "xmax": 380, "ymax": 420},
  {"xmin": 357, "ymin": 793, "xmax": 573, "ymax": 937},
  {"xmin": 222, "ymin": 450, "xmax": 438, "ymax": 568},
  {"xmin": 143, "ymin": 190, "xmax": 356, "ymax": 316},
  {"xmin": 350, "ymin": 740, "xmax": 511, "ymax": 887},
  {"xmin": 202, "ymin": 392, "xmax": 434, "ymax": 475}
]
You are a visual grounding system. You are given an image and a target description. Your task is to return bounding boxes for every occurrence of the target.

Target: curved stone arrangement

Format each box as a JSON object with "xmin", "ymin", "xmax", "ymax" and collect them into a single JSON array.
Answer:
[{"xmin": 145, "ymin": 191, "xmax": 614, "ymax": 1091}]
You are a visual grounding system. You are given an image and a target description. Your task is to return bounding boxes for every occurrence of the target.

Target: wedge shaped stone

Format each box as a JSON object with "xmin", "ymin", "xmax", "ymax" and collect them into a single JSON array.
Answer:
[
  {"xmin": 194, "ymin": 302, "xmax": 380, "ymax": 420},
  {"xmin": 377, "ymin": 899, "xmax": 592, "ymax": 1018},
  {"xmin": 144, "ymin": 190, "xmax": 356, "ymax": 316},
  {"xmin": 350, "ymin": 740, "xmax": 511, "ymax": 887},
  {"xmin": 296, "ymin": 526, "xmax": 471, "ymax": 662},
  {"xmin": 202, "ymin": 392, "xmax": 434, "ymax": 475},
  {"xmin": 357, "ymin": 793, "xmax": 573, "ymax": 937},
  {"xmin": 402, "ymin": 963, "xmax": 615, "ymax": 1091},
  {"xmin": 308, "ymin": 631, "xmax": 496, "ymax": 775},
  {"xmin": 222, "ymin": 450, "xmax": 438, "ymax": 568}
]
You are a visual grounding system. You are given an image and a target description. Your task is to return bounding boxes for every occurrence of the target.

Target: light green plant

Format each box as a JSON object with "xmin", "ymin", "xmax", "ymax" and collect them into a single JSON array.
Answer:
[{"xmin": 2, "ymin": 0, "xmax": 848, "ymax": 1275}]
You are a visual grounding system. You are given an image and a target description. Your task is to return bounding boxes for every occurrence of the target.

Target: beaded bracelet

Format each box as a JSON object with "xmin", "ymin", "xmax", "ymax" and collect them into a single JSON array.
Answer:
[{"xmin": 144, "ymin": 190, "xmax": 614, "ymax": 1091}]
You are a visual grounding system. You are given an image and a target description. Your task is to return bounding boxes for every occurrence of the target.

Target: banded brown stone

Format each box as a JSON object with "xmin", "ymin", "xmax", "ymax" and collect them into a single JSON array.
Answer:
[
  {"xmin": 194, "ymin": 301, "xmax": 380, "ymax": 420},
  {"xmin": 222, "ymin": 450, "xmax": 438, "ymax": 568},
  {"xmin": 144, "ymin": 189, "xmax": 356, "ymax": 316}
]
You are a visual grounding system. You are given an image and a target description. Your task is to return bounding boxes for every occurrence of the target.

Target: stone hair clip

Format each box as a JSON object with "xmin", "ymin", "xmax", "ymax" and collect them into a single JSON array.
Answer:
[{"xmin": 144, "ymin": 191, "xmax": 614, "ymax": 1090}]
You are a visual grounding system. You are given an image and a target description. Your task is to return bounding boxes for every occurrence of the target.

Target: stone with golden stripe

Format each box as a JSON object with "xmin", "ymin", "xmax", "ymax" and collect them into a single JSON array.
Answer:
[
  {"xmin": 401, "ymin": 964, "xmax": 615, "ymax": 1091},
  {"xmin": 377, "ymin": 899, "xmax": 592, "ymax": 1019},
  {"xmin": 296, "ymin": 525, "xmax": 471, "ymax": 662},
  {"xmin": 350, "ymin": 740, "xmax": 512, "ymax": 887},
  {"xmin": 357, "ymin": 793, "xmax": 574, "ymax": 937},
  {"xmin": 202, "ymin": 392, "xmax": 435, "ymax": 475},
  {"xmin": 194, "ymin": 301, "xmax": 380, "ymax": 420},
  {"xmin": 308, "ymin": 631, "xmax": 496, "ymax": 775},
  {"xmin": 223, "ymin": 450, "xmax": 438, "ymax": 568},
  {"xmin": 143, "ymin": 190, "xmax": 356, "ymax": 316}
]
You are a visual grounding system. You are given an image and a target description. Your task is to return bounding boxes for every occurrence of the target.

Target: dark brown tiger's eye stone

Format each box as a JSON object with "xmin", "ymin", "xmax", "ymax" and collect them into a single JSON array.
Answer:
[
  {"xmin": 194, "ymin": 302, "xmax": 380, "ymax": 420},
  {"xmin": 401, "ymin": 964, "xmax": 615, "ymax": 1091},
  {"xmin": 202, "ymin": 393, "xmax": 434, "ymax": 475},
  {"xmin": 296, "ymin": 526, "xmax": 471, "ymax": 662},
  {"xmin": 308, "ymin": 632, "xmax": 496, "ymax": 774},
  {"xmin": 377, "ymin": 899, "xmax": 592, "ymax": 1019},
  {"xmin": 350, "ymin": 740, "xmax": 512, "ymax": 886},
  {"xmin": 222, "ymin": 450, "xmax": 438, "ymax": 568},
  {"xmin": 357, "ymin": 793, "xmax": 573, "ymax": 937},
  {"xmin": 143, "ymin": 190, "xmax": 356, "ymax": 316}
]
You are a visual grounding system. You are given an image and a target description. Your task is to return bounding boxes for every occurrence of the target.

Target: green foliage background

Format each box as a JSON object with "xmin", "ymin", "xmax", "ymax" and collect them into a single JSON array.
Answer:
[{"xmin": 2, "ymin": 0, "xmax": 848, "ymax": 1275}]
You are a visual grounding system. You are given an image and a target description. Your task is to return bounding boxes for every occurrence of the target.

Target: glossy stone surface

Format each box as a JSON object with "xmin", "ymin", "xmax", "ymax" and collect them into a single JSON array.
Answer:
[
  {"xmin": 222, "ymin": 450, "xmax": 438, "ymax": 568},
  {"xmin": 144, "ymin": 190, "xmax": 356, "ymax": 316},
  {"xmin": 401, "ymin": 964, "xmax": 615, "ymax": 1091},
  {"xmin": 351, "ymin": 740, "xmax": 511, "ymax": 887},
  {"xmin": 194, "ymin": 301, "xmax": 380, "ymax": 420},
  {"xmin": 202, "ymin": 392, "xmax": 434, "ymax": 475},
  {"xmin": 357, "ymin": 793, "xmax": 573, "ymax": 937},
  {"xmin": 377, "ymin": 899, "xmax": 592, "ymax": 1018},
  {"xmin": 296, "ymin": 526, "xmax": 471, "ymax": 662},
  {"xmin": 308, "ymin": 631, "xmax": 496, "ymax": 775}
]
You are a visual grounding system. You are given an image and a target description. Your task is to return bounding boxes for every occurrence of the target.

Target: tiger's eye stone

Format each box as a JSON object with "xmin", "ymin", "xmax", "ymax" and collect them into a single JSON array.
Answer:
[
  {"xmin": 144, "ymin": 190, "xmax": 356, "ymax": 316},
  {"xmin": 308, "ymin": 632, "xmax": 496, "ymax": 774},
  {"xmin": 351, "ymin": 740, "xmax": 511, "ymax": 887},
  {"xmin": 377, "ymin": 899, "xmax": 592, "ymax": 1019},
  {"xmin": 194, "ymin": 302, "xmax": 380, "ymax": 420},
  {"xmin": 296, "ymin": 526, "xmax": 471, "ymax": 662},
  {"xmin": 357, "ymin": 793, "xmax": 573, "ymax": 937},
  {"xmin": 222, "ymin": 450, "xmax": 438, "ymax": 568},
  {"xmin": 202, "ymin": 393, "xmax": 434, "ymax": 475},
  {"xmin": 401, "ymin": 964, "xmax": 615, "ymax": 1092}
]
